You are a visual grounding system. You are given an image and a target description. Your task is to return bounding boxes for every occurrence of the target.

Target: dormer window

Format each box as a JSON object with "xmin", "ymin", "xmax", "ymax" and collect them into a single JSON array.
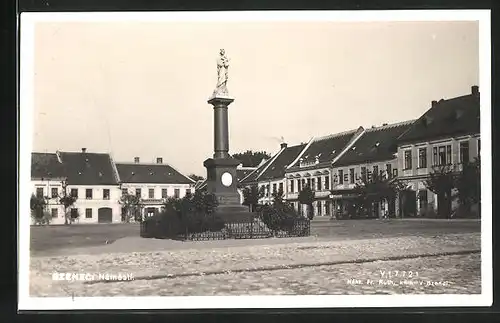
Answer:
[
  {"xmin": 352, "ymin": 146, "xmax": 356, "ymax": 151},
  {"xmin": 375, "ymin": 142, "xmax": 380, "ymax": 147}
]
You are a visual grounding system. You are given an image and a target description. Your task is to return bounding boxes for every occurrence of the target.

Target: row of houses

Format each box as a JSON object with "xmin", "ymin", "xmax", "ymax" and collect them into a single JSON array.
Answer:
[
  {"xmin": 31, "ymin": 152, "xmax": 196, "ymax": 224},
  {"xmin": 31, "ymin": 85, "xmax": 480, "ymax": 224},
  {"xmin": 239, "ymin": 85, "xmax": 481, "ymax": 218}
]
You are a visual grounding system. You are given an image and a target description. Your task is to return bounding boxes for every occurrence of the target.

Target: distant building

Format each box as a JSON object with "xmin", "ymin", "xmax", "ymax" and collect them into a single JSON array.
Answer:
[
  {"xmin": 330, "ymin": 121, "xmax": 414, "ymax": 218},
  {"xmin": 241, "ymin": 142, "xmax": 308, "ymax": 206},
  {"xmin": 396, "ymin": 85, "xmax": 480, "ymax": 218},
  {"xmin": 285, "ymin": 128, "xmax": 363, "ymax": 216},
  {"xmin": 31, "ymin": 148, "xmax": 121, "ymax": 224},
  {"xmin": 116, "ymin": 156, "xmax": 195, "ymax": 219}
]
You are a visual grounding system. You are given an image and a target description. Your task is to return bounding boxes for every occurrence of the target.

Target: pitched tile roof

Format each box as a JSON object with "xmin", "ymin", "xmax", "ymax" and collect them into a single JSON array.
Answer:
[
  {"xmin": 236, "ymin": 167, "xmax": 257, "ymax": 182},
  {"xmin": 31, "ymin": 152, "xmax": 66, "ymax": 179},
  {"xmin": 115, "ymin": 163, "xmax": 194, "ymax": 185},
  {"xmin": 58, "ymin": 151, "xmax": 119, "ymax": 185},
  {"xmin": 257, "ymin": 144, "xmax": 307, "ymax": 181},
  {"xmin": 398, "ymin": 90, "xmax": 480, "ymax": 144},
  {"xmin": 288, "ymin": 129, "xmax": 360, "ymax": 169},
  {"xmin": 334, "ymin": 120, "xmax": 414, "ymax": 167},
  {"xmin": 31, "ymin": 151, "xmax": 118, "ymax": 185},
  {"xmin": 240, "ymin": 158, "xmax": 274, "ymax": 184}
]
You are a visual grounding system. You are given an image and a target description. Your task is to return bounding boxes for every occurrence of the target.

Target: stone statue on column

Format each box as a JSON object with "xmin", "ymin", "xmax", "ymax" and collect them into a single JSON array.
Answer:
[{"xmin": 213, "ymin": 49, "xmax": 230, "ymax": 97}]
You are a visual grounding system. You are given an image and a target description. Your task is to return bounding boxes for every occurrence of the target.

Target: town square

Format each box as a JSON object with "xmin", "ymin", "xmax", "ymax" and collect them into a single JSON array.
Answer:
[{"xmin": 20, "ymin": 11, "xmax": 489, "ymax": 307}]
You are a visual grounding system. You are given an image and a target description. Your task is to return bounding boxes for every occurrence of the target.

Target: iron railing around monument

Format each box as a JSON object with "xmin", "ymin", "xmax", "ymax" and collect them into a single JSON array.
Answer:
[{"xmin": 140, "ymin": 216, "xmax": 311, "ymax": 241}]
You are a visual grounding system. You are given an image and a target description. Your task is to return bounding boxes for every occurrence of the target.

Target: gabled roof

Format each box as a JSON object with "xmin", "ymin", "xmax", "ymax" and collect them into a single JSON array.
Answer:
[
  {"xmin": 31, "ymin": 151, "xmax": 118, "ymax": 185},
  {"xmin": 287, "ymin": 128, "xmax": 360, "ymax": 169},
  {"xmin": 240, "ymin": 158, "xmax": 274, "ymax": 184},
  {"xmin": 115, "ymin": 163, "xmax": 194, "ymax": 185},
  {"xmin": 58, "ymin": 151, "xmax": 119, "ymax": 185},
  {"xmin": 334, "ymin": 120, "xmax": 414, "ymax": 167},
  {"xmin": 236, "ymin": 167, "xmax": 257, "ymax": 182},
  {"xmin": 31, "ymin": 152, "xmax": 66, "ymax": 180},
  {"xmin": 257, "ymin": 144, "xmax": 307, "ymax": 181},
  {"xmin": 398, "ymin": 89, "xmax": 480, "ymax": 144}
]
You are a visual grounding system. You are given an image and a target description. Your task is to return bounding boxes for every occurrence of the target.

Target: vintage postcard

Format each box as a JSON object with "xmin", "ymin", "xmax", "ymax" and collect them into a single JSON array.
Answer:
[{"xmin": 18, "ymin": 10, "xmax": 492, "ymax": 310}]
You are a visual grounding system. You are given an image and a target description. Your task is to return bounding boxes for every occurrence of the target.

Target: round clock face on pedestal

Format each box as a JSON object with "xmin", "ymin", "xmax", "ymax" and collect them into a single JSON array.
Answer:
[{"xmin": 221, "ymin": 172, "xmax": 233, "ymax": 187}]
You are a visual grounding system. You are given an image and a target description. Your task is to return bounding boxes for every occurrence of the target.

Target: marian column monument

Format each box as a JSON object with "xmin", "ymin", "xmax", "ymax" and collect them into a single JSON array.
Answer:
[{"xmin": 203, "ymin": 49, "xmax": 252, "ymax": 221}]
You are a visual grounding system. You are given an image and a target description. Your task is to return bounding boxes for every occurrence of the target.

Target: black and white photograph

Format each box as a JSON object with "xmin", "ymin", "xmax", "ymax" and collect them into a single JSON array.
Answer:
[{"xmin": 18, "ymin": 10, "xmax": 492, "ymax": 310}]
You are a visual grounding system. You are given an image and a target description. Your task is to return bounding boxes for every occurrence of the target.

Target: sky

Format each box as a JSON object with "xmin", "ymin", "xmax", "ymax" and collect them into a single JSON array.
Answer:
[{"xmin": 31, "ymin": 19, "xmax": 479, "ymax": 176}]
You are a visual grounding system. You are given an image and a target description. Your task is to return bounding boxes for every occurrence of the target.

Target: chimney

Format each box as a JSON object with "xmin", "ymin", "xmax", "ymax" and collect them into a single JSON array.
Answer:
[
  {"xmin": 280, "ymin": 142, "xmax": 288, "ymax": 149},
  {"xmin": 134, "ymin": 157, "xmax": 140, "ymax": 163},
  {"xmin": 471, "ymin": 85, "xmax": 479, "ymax": 96},
  {"xmin": 156, "ymin": 157, "xmax": 163, "ymax": 164},
  {"xmin": 431, "ymin": 100, "xmax": 438, "ymax": 107},
  {"xmin": 81, "ymin": 148, "xmax": 87, "ymax": 153}
]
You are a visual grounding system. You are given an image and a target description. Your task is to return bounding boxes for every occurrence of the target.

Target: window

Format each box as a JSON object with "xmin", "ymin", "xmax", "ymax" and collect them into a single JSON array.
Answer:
[
  {"xmin": 162, "ymin": 189, "xmax": 168, "ymax": 198},
  {"xmin": 148, "ymin": 188, "xmax": 155, "ymax": 199},
  {"xmin": 361, "ymin": 167, "xmax": 367, "ymax": 181},
  {"xmin": 404, "ymin": 150, "xmax": 412, "ymax": 170},
  {"xmin": 70, "ymin": 188, "xmax": 78, "ymax": 198},
  {"xmin": 459, "ymin": 141, "xmax": 469, "ymax": 164},
  {"xmin": 266, "ymin": 184, "xmax": 270, "ymax": 196},
  {"xmin": 325, "ymin": 201, "xmax": 330, "ymax": 215},
  {"xmin": 349, "ymin": 168, "xmax": 355, "ymax": 183},
  {"xmin": 51, "ymin": 188, "xmax": 58, "ymax": 198},
  {"xmin": 174, "ymin": 189, "xmax": 180, "ymax": 198},
  {"xmin": 437, "ymin": 146, "xmax": 446, "ymax": 165},
  {"xmin": 317, "ymin": 201, "xmax": 322, "ymax": 216},
  {"xmin": 478, "ymin": 138, "xmax": 481, "ymax": 155},
  {"xmin": 85, "ymin": 189, "xmax": 93, "ymax": 200},
  {"xmin": 433, "ymin": 147, "xmax": 438, "ymax": 166},
  {"xmin": 418, "ymin": 148, "xmax": 427, "ymax": 168},
  {"xmin": 85, "ymin": 208, "xmax": 92, "ymax": 219},
  {"xmin": 135, "ymin": 188, "xmax": 141, "ymax": 198},
  {"xmin": 324, "ymin": 176, "xmax": 330, "ymax": 190},
  {"xmin": 36, "ymin": 187, "xmax": 44, "ymax": 198},
  {"xmin": 307, "ymin": 178, "xmax": 311, "ymax": 187},
  {"xmin": 386, "ymin": 164, "xmax": 392, "ymax": 179},
  {"xmin": 279, "ymin": 183, "xmax": 283, "ymax": 193},
  {"xmin": 372, "ymin": 166, "xmax": 379, "ymax": 181},
  {"xmin": 317, "ymin": 177, "xmax": 322, "ymax": 191},
  {"xmin": 338, "ymin": 170, "xmax": 344, "ymax": 184},
  {"xmin": 51, "ymin": 208, "xmax": 58, "ymax": 218},
  {"xmin": 446, "ymin": 145, "xmax": 452, "ymax": 164},
  {"xmin": 121, "ymin": 188, "xmax": 128, "ymax": 196},
  {"xmin": 103, "ymin": 189, "xmax": 110, "ymax": 200},
  {"xmin": 186, "ymin": 189, "xmax": 192, "ymax": 195},
  {"xmin": 272, "ymin": 183, "xmax": 277, "ymax": 193},
  {"xmin": 311, "ymin": 178, "xmax": 316, "ymax": 191},
  {"xmin": 297, "ymin": 180, "xmax": 302, "ymax": 192},
  {"xmin": 70, "ymin": 208, "xmax": 79, "ymax": 219},
  {"xmin": 290, "ymin": 180, "xmax": 295, "ymax": 193}
]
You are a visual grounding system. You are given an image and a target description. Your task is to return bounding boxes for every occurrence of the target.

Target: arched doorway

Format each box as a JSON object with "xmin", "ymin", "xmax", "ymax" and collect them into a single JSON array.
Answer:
[{"xmin": 98, "ymin": 207, "xmax": 113, "ymax": 223}]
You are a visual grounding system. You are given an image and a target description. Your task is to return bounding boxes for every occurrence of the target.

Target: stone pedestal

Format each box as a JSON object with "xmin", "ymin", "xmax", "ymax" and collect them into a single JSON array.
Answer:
[{"xmin": 204, "ymin": 95, "xmax": 254, "ymax": 223}]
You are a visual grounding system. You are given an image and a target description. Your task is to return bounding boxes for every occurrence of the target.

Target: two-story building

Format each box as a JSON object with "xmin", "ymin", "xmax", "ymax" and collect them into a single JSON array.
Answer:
[
  {"xmin": 115, "ymin": 157, "xmax": 196, "ymax": 219},
  {"xmin": 396, "ymin": 85, "xmax": 480, "ymax": 218},
  {"xmin": 31, "ymin": 148, "xmax": 122, "ymax": 224},
  {"xmin": 240, "ymin": 142, "xmax": 308, "ymax": 206},
  {"xmin": 330, "ymin": 120, "xmax": 414, "ymax": 218},
  {"xmin": 285, "ymin": 128, "xmax": 364, "ymax": 216},
  {"xmin": 31, "ymin": 152, "xmax": 67, "ymax": 224}
]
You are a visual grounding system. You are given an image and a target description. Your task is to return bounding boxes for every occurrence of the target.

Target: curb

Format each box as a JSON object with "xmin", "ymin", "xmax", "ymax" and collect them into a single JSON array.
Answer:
[{"xmin": 85, "ymin": 249, "xmax": 480, "ymax": 284}]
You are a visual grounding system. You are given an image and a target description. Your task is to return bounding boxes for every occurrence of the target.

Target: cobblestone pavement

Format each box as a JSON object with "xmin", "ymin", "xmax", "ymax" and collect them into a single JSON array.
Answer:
[
  {"xmin": 80, "ymin": 254, "xmax": 481, "ymax": 296},
  {"xmin": 29, "ymin": 233, "xmax": 480, "ymax": 297}
]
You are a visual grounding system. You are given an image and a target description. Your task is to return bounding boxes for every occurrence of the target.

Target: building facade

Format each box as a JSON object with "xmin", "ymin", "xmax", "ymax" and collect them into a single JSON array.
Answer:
[
  {"xmin": 116, "ymin": 157, "xmax": 196, "ymax": 219},
  {"xmin": 329, "ymin": 121, "xmax": 414, "ymax": 218},
  {"xmin": 396, "ymin": 85, "xmax": 480, "ymax": 218},
  {"xmin": 285, "ymin": 128, "xmax": 364, "ymax": 217},
  {"xmin": 31, "ymin": 149, "xmax": 121, "ymax": 224}
]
